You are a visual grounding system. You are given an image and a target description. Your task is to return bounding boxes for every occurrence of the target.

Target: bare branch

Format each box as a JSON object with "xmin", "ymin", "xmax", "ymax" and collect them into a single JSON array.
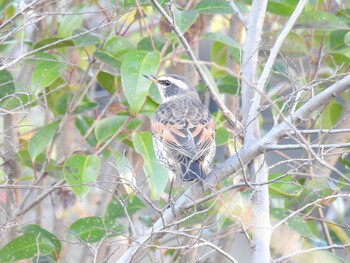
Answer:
[
  {"xmin": 227, "ymin": 0, "xmax": 247, "ymax": 28},
  {"xmin": 257, "ymin": 0, "xmax": 308, "ymax": 91},
  {"xmin": 265, "ymin": 142, "xmax": 350, "ymax": 150},
  {"xmin": 0, "ymin": 0, "xmax": 45, "ymax": 31},
  {"xmin": 272, "ymin": 194, "xmax": 350, "ymax": 231},
  {"xmin": 240, "ymin": 1, "xmax": 270, "ymax": 262},
  {"xmin": 273, "ymin": 243, "xmax": 350, "ymax": 263},
  {"xmin": 0, "ymin": 15, "xmax": 121, "ymax": 71}
]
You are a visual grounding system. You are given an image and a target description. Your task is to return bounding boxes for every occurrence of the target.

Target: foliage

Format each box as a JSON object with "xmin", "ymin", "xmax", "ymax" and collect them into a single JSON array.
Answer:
[{"xmin": 0, "ymin": 0, "xmax": 349, "ymax": 262}]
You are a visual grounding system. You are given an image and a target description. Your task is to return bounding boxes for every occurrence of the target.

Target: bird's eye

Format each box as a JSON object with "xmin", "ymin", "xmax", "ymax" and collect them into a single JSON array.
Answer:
[{"xmin": 163, "ymin": 80, "xmax": 171, "ymax": 86}]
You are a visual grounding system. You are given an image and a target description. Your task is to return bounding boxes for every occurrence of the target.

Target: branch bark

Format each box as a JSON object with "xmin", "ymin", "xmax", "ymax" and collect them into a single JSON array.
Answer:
[{"xmin": 240, "ymin": 1, "xmax": 270, "ymax": 262}]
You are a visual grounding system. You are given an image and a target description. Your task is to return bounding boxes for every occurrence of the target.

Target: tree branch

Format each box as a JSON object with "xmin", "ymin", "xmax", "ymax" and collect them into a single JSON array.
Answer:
[
  {"xmin": 227, "ymin": 0, "xmax": 247, "ymax": 28},
  {"xmin": 240, "ymin": 1, "xmax": 270, "ymax": 262},
  {"xmin": 257, "ymin": 0, "xmax": 308, "ymax": 92},
  {"xmin": 265, "ymin": 142, "xmax": 350, "ymax": 150},
  {"xmin": 273, "ymin": 241, "xmax": 350, "ymax": 262}
]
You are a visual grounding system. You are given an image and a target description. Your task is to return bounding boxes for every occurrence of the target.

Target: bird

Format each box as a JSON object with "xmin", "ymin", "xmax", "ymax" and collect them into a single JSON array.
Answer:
[{"xmin": 143, "ymin": 74, "xmax": 216, "ymax": 181}]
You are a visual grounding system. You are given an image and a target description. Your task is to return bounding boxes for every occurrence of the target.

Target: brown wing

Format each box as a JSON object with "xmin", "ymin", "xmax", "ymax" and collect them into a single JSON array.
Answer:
[{"xmin": 152, "ymin": 98, "xmax": 215, "ymax": 161}]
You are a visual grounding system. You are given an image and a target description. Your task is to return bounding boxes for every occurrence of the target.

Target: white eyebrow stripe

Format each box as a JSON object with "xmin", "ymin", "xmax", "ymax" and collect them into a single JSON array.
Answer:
[{"xmin": 158, "ymin": 76, "xmax": 189, "ymax": 90}]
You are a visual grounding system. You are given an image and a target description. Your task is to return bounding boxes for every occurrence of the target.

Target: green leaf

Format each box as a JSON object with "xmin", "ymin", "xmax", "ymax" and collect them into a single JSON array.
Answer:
[
  {"xmin": 269, "ymin": 174, "xmax": 303, "ymax": 198},
  {"xmin": 111, "ymin": 153, "xmax": 135, "ymax": 195},
  {"xmin": 45, "ymin": 78, "xmax": 67, "ymax": 115},
  {"xmin": 217, "ymin": 75, "xmax": 238, "ymax": 95},
  {"xmin": 267, "ymin": 0, "xmax": 298, "ymax": 16},
  {"xmin": 215, "ymin": 126, "xmax": 229, "ymax": 146},
  {"xmin": 32, "ymin": 60, "xmax": 66, "ymax": 90},
  {"xmin": 116, "ymin": 119, "xmax": 142, "ymax": 143},
  {"xmin": 326, "ymin": 52, "xmax": 350, "ymax": 72},
  {"xmin": 296, "ymin": 11, "xmax": 349, "ymax": 30},
  {"xmin": 344, "ymin": 31, "xmax": 350, "ymax": 45},
  {"xmin": 102, "ymin": 36, "xmax": 135, "ymax": 60},
  {"xmin": 328, "ymin": 224, "xmax": 350, "ymax": 251},
  {"xmin": 68, "ymin": 216, "xmax": 122, "ymax": 243},
  {"xmin": 195, "ymin": 0, "xmax": 233, "ymax": 14},
  {"xmin": 95, "ymin": 116, "xmax": 128, "ymax": 142},
  {"xmin": 203, "ymin": 32, "xmax": 240, "ymax": 48},
  {"xmin": 132, "ymin": 132, "xmax": 169, "ymax": 199},
  {"xmin": 93, "ymin": 51, "xmax": 121, "ymax": 68},
  {"xmin": 271, "ymin": 208, "xmax": 316, "ymax": 238},
  {"xmin": 74, "ymin": 96, "xmax": 98, "ymax": 114},
  {"xmin": 200, "ymin": 64, "xmax": 220, "ymax": 94},
  {"xmin": 15, "ymin": 151, "xmax": 56, "ymax": 178},
  {"xmin": 288, "ymin": 215, "xmax": 318, "ymax": 238},
  {"xmin": 329, "ymin": 30, "xmax": 348, "ymax": 50},
  {"xmin": 261, "ymin": 31, "xmax": 308, "ymax": 56},
  {"xmin": 94, "ymin": 116, "xmax": 141, "ymax": 145},
  {"xmin": 75, "ymin": 116, "xmax": 98, "ymax": 147},
  {"xmin": 25, "ymin": 52, "xmax": 58, "ymax": 66},
  {"xmin": 28, "ymin": 121, "xmax": 59, "ymax": 162},
  {"xmin": 58, "ymin": 6, "xmax": 83, "ymax": 38},
  {"xmin": 21, "ymin": 224, "xmax": 61, "ymax": 258},
  {"xmin": 97, "ymin": 71, "xmax": 116, "ymax": 93},
  {"xmin": 121, "ymin": 51, "xmax": 160, "ymax": 114},
  {"xmin": 63, "ymin": 155, "xmax": 101, "ymax": 199},
  {"xmin": 105, "ymin": 195, "xmax": 145, "ymax": 220},
  {"xmin": 137, "ymin": 37, "xmax": 172, "ymax": 54},
  {"xmin": 0, "ymin": 93, "xmax": 32, "ymax": 110},
  {"xmin": 1, "ymin": 2, "xmax": 15, "ymax": 22},
  {"xmin": 321, "ymin": 101, "xmax": 343, "ymax": 129},
  {"xmin": 0, "ymin": 233, "xmax": 55, "ymax": 262},
  {"xmin": 210, "ymin": 41, "xmax": 227, "ymax": 77},
  {"xmin": 294, "ymin": 250, "xmax": 345, "ymax": 263},
  {"xmin": 148, "ymin": 83, "xmax": 162, "ymax": 104},
  {"xmin": 0, "ymin": 69, "xmax": 15, "ymax": 99},
  {"xmin": 140, "ymin": 96, "xmax": 159, "ymax": 117},
  {"xmin": 72, "ymin": 29, "xmax": 100, "ymax": 48},
  {"xmin": 298, "ymin": 179, "xmax": 336, "ymax": 212},
  {"xmin": 121, "ymin": 0, "xmax": 149, "ymax": 8},
  {"xmin": 55, "ymin": 94, "xmax": 70, "ymax": 115},
  {"xmin": 33, "ymin": 38, "xmax": 74, "ymax": 51},
  {"xmin": 174, "ymin": 8, "xmax": 197, "ymax": 33}
]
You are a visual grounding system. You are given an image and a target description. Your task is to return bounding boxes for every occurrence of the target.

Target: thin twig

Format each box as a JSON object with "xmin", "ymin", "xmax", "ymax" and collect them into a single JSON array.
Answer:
[
  {"xmin": 16, "ymin": 180, "xmax": 66, "ymax": 217},
  {"xmin": 272, "ymin": 243, "xmax": 350, "ymax": 263},
  {"xmin": 265, "ymin": 142, "xmax": 350, "ymax": 150},
  {"xmin": 291, "ymin": 128, "xmax": 350, "ymax": 135},
  {"xmin": 172, "ymin": 58, "xmax": 241, "ymax": 79},
  {"xmin": 227, "ymin": 0, "xmax": 247, "ymax": 28},
  {"xmin": 257, "ymin": 0, "xmax": 308, "ymax": 91},
  {"xmin": 317, "ymin": 207, "xmax": 336, "ymax": 254},
  {"xmin": 0, "ymin": 0, "xmax": 44, "ymax": 31},
  {"xmin": 0, "ymin": 15, "xmax": 122, "ymax": 71},
  {"xmin": 272, "ymin": 194, "xmax": 350, "ymax": 231},
  {"xmin": 95, "ymin": 116, "xmax": 133, "ymax": 156}
]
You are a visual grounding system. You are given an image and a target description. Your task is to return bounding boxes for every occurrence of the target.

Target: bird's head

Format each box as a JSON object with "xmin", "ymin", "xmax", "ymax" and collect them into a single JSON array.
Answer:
[{"xmin": 143, "ymin": 74, "xmax": 197, "ymax": 102}]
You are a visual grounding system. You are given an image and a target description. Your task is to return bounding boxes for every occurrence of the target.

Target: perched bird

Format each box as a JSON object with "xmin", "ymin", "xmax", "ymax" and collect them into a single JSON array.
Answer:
[{"xmin": 143, "ymin": 74, "xmax": 216, "ymax": 181}]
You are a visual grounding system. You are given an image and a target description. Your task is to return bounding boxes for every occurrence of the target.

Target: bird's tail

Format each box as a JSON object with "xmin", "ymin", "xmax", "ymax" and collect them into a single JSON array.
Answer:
[{"xmin": 180, "ymin": 160, "xmax": 206, "ymax": 181}]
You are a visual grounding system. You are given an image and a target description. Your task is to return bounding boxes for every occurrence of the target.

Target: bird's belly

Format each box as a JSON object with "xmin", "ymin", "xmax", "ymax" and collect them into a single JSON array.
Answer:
[{"xmin": 152, "ymin": 136, "xmax": 179, "ymax": 171}]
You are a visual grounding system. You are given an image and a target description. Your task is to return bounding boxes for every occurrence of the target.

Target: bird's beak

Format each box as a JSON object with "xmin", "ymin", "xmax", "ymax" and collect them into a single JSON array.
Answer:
[{"xmin": 143, "ymin": 74, "xmax": 158, "ymax": 84}]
